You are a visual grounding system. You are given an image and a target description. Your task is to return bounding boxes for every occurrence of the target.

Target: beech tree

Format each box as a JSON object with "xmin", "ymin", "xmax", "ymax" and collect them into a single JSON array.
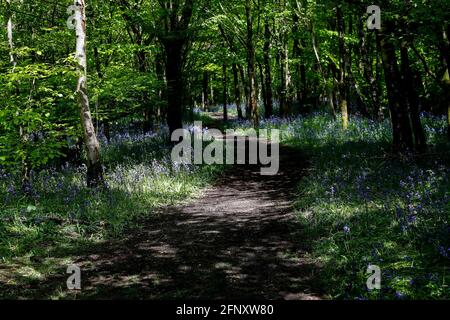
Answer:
[{"xmin": 158, "ymin": 0, "xmax": 195, "ymax": 136}]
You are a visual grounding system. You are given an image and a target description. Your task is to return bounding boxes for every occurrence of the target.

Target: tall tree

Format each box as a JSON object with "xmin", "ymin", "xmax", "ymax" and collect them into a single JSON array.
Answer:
[
  {"xmin": 336, "ymin": 5, "xmax": 349, "ymax": 129},
  {"xmin": 400, "ymin": 41, "xmax": 427, "ymax": 153},
  {"xmin": 378, "ymin": 22, "xmax": 414, "ymax": 153},
  {"xmin": 222, "ymin": 63, "xmax": 228, "ymax": 121},
  {"xmin": 6, "ymin": 0, "xmax": 16, "ymax": 70},
  {"xmin": 159, "ymin": 0, "xmax": 195, "ymax": 136},
  {"xmin": 262, "ymin": 15, "xmax": 273, "ymax": 118},
  {"xmin": 202, "ymin": 71, "xmax": 210, "ymax": 111},
  {"xmin": 245, "ymin": 0, "xmax": 259, "ymax": 127},
  {"xmin": 72, "ymin": 0, "xmax": 104, "ymax": 186}
]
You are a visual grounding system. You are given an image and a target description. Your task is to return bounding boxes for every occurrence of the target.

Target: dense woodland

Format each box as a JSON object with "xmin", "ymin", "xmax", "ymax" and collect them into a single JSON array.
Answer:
[{"xmin": 0, "ymin": 0, "xmax": 449, "ymax": 300}]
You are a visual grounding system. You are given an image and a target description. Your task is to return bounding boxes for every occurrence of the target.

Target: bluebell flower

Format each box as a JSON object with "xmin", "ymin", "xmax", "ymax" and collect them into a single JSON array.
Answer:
[
  {"xmin": 395, "ymin": 291, "xmax": 405, "ymax": 300},
  {"xmin": 438, "ymin": 246, "xmax": 449, "ymax": 258}
]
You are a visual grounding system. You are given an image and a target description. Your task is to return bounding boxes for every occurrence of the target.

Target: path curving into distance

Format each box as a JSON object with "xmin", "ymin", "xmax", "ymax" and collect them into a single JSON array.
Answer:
[{"xmin": 71, "ymin": 123, "xmax": 323, "ymax": 299}]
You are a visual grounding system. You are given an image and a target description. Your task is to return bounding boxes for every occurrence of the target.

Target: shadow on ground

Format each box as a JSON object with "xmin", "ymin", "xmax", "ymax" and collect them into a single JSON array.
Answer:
[
  {"xmin": 0, "ymin": 119, "xmax": 324, "ymax": 300},
  {"xmin": 73, "ymin": 144, "xmax": 323, "ymax": 299}
]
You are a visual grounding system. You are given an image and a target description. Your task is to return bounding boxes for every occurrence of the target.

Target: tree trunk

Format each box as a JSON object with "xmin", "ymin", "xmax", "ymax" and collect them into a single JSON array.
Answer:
[
  {"xmin": 74, "ymin": 0, "xmax": 103, "ymax": 187},
  {"xmin": 292, "ymin": 8, "xmax": 305, "ymax": 106},
  {"xmin": 232, "ymin": 64, "xmax": 243, "ymax": 119},
  {"xmin": 245, "ymin": 0, "xmax": 259, "ymax": 127},
  {"xmin": 337, "ymin": 6, "xmax": 348, "ymax": 129},
  {"xmin": 279, "ymin": 42, "xmax": 291, "ymax": 117},
  {"xmin": 164, "ymin": 41, "xmax": 184, "ymax": 135},
  {"xmin": 238, "ymin": 65, "xmax": 249, "ymax": 118},
  {"xmin": 400, "ymin": 42, "xmax": 427, "ymax": 153},
  {"xmin": 202, "ymin": 71, "xmax": 210, "ymax": 112},
  {"xmin": 223, "ymin": 64, "xmax": 228, "ymax": 122},
  {"xmin": 378, "ymin": 27, "xmax": 414, "ymax": 153},
  {"xmin": 359, "ymin": 16, "xmax": 379, "ymax": 118},
  {"xmin": 6, "ymin": 0, "xmax": 16, "ymax": 70},
  {"xmin": 263, "ymin": 16, "xmax": 273, "ymax": 118},
  {"xmin": 375, "ymin": 33, "xmax": 384, "ymax": 120},
  {"xmin": 159, "ymin": 0, "xmax": 193, "ymax": 137},
  {"xmin": 155, "ymin": 50, "xmax": 166, "ymax": 123}
]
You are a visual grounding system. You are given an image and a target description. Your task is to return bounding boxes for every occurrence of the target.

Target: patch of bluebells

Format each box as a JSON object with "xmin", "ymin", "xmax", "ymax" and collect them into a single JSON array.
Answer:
[
  {"xmin": 1, "ymin": 120, "xmax": 199, "ymax": 205},
  {"xmin": 245, "ymin": 112, "xmax": 450, "ymax": 299}
]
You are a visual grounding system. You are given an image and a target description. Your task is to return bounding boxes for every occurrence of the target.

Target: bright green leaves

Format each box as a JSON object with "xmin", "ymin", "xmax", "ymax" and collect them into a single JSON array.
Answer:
[{"xmin": 0, "ymin": 61, "xmax": 78, "ymax": 171}]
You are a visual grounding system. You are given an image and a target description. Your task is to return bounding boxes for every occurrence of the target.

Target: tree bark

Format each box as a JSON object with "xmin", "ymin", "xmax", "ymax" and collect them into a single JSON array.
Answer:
[
  {"xmin": 164, "ymin": 41, "xmax": 184, "ymax": 135},
  {"xmin": 400, "ymin": 42, "xmax": 427, "ymax": 153},
  {"xmin": 263, "ymin": 16, "xmax": 273, "ymax": 118},
  {"xmin": 74, "ymin": 0, "xmax": 104, "ymax": 187},
  {"xmin": 6, "ymin": 0, "xmax": 16, "ymax": 70},
  {"xmin": 378, "ymin": 26, "xmax": 414, "ymax": 153},
  {"xmin": 155, "ymin": 50, "xmax": 166, "ymax": 123},
  {"xmin": 222, "ymin": 64, "xmax": 228, "ymax": 122},
  {"xmin": 292, "ymin": 8, "xmax": 305, "ymax": 107},
  {"xmin": 202, "ymin": 71, "xmax": 210, "ymax": 112},
  {"xmin": 337, "ymin": 6, "xmax": 348, "ymax": 129},
  {"xmin": 159, "ymin": 0, "xmax": 194, "ymax": 137},
  {"xmin": 279, "ymin": 42, "xmax": 291, "ymax": 117},
  {"xmin": 245, "ymin": 0, "xmax": 259, "ymax": 127},
  {"xmin": 232, "ymin": 64, "xmax": 243, "ymax": 119}
]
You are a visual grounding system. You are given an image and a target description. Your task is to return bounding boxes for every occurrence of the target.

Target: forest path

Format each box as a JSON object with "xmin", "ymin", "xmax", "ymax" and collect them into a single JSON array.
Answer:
[{"xmin": 73, "ymin": 115, "xmax": 323, "ymax": 299}]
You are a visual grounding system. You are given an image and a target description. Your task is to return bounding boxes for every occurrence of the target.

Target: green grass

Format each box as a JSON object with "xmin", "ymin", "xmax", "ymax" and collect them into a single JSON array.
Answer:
[
  {"xmin": 0, "ymin": 130, "xmax": 223, "ymax": 297},
  {"xmin": 1, "ymin": 112, "xmax": 448, "ymax": 300},
  {"xmin": 231, "ymin": 113, "xmax": 450, "ymax": 299}
]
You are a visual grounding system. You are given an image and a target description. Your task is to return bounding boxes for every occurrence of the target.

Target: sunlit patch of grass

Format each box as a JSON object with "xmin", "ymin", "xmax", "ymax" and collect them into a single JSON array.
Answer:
[{"xmin": 232, "ymin": 112, "xmax": 449, "ymax": 300}]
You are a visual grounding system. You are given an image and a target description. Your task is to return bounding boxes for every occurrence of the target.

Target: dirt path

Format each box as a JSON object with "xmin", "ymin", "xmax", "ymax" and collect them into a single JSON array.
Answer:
[{"xmin": 71, "ymin": 126, "xmax": 323, "ymax": 299}]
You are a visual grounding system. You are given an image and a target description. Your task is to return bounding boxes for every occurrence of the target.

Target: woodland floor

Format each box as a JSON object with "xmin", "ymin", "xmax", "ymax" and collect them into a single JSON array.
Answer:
[{"xmin": 3, "ymin": 116, "xmax": 324, "ymax": 299}]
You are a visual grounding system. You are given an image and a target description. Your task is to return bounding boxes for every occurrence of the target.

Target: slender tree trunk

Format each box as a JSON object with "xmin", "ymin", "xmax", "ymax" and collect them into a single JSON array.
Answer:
[
  {"xmin": 202, "ymin": 71, "xmax": 210, "ymax": 112},
  {"xmin": 155, "ymin": 50, "xmax": 166, "ymax": 123},
  {"xmin": 263, "ymin": 16, "xmax": 273, "ymax": 118},
  {"xmin": 378, "ymin": 27, "xmax": 414, "ymax": 153},
  {"xmin": 74, "ymin": 0, "xmax": 103, "ymax": 187},
  {"xmin": 223, "ymin": 64, "xmax": 228, "ymax": 122},
  {"xmin": 375, "ymin": 33, "xmax": 384, "ymax": 120},
  {"xmin": 6, "ymin": 0, "xmax": 16, "ymax": 70},
  {"xmin": 259, "ymin": 63, "xmax": 266, "ymax": 116},
  {"xmin": 232, "ymin": 64, "xmax": 243, "ymax": 119},
  {"xmin": 337, "ymin": 6, "xmax": 348, "ymax": 129},
  {"xmin": 279, "ymin": 41, "xmax": 291, "ymax": 117},
  {"xmin": 400, "ymin": 42, "xmax": 427, "ymax": 153},
  {"xmin": 210, "ymin": 74, "xmax": 215, "ymax": 107},
  {"xmin": 359, "ymin": 16, "xmax": 378, "ymax": 118},
  {"xmin": 217, "ymin": 24, "xmax": 245, "ymax": 118},
  {"xmin": 238, "ymin": 65, "xmax": 249, "ymax": 117},
  {"xmin": 292, "ymin": 8, "xmax": 305, "ymax": 106},
  {"xmin": 245, "ymin": 0, "xmax": 259, "ymax": 128}
]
